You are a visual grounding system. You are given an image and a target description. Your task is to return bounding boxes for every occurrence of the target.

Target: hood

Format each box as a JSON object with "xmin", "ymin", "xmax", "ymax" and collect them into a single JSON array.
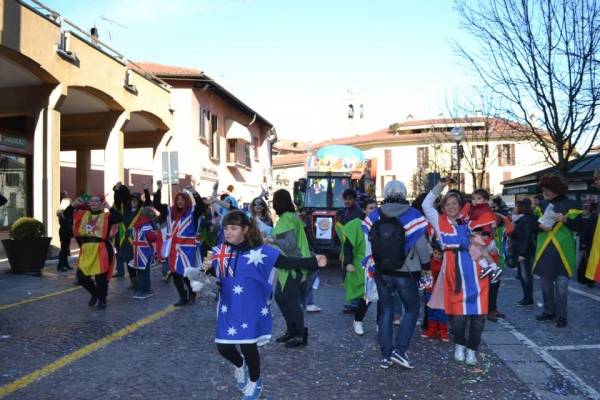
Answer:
[{"xmin": 380, "ymin": 202, "xmax": 411, "ymax": 218}]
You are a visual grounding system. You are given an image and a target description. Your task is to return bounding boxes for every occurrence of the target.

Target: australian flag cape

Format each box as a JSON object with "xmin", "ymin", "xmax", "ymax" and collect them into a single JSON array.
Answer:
[
  {"xmin": 360, "ymin": 206, "xmax": 428, "ymax": 303},
  {"xmin": 211, "ymin": 243, "xmax": 280, "ymax": 345}
]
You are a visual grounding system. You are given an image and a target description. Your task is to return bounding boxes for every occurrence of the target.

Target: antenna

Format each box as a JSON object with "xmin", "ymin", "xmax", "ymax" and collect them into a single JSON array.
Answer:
[{"xmin": 100, "ymin": 15, "xmax": 128, "ymax": 41}]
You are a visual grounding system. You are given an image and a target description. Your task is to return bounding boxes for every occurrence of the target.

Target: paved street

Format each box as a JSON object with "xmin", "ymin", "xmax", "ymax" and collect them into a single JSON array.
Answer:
[{"xmin": 0, "ymin": 259, "xmax": 599, "ymax": 400}]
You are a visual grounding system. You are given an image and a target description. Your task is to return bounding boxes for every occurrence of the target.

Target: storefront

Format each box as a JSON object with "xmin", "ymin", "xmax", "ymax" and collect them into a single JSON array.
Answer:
[{"xmin": 0, "ymin": 127, "xmax": 33, "ymax": 230}]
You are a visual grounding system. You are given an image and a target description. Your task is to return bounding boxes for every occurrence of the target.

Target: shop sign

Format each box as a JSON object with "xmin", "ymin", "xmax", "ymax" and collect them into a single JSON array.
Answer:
[{"xmin": 0, "ymin": 132, "xmax": 26, "ymax": 149}]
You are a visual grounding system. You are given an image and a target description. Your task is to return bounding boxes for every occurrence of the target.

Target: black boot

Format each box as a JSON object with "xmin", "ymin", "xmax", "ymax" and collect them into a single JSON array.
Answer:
[
  {"xmin": 88, "ymin": 295, "xmax": 98, "ymax": 306},
  {"xmin": 96, "ymin": 298, "xmax": 107, "ymax": 310},
  {"xmin": 188, "ymin": 291, "xmax": 197, "ymax": 305},
  {"xmin": 276, "ymin": 331, "xmax": 294, "ymax": 343},
  {"xmin": 174, "ymin": 298, "xmax": 188, "ymax": 307},
  {"xmin": 285, "ymin": 328, "xmax": 308, "ymax": 348}
]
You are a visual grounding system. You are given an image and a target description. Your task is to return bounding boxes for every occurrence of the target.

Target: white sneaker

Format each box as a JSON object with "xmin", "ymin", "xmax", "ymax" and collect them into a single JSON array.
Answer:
[
  {"xmin": 465, "ymin": 349, "xmax": 477, "ymax": 365},
  {"xmin": 353, "ymin": 321, "xmax": 364, "ymax": 335},
  {"xmin": 306, "ymin": 304, "xmax": 321, "ymax": 312},
  {"xmin": 234, "ymin": 362, "xmax": 248, "ymax": 391},
  {"xmin": 454, "ymin": 344, "xmax": 466, "ymax": 362}
]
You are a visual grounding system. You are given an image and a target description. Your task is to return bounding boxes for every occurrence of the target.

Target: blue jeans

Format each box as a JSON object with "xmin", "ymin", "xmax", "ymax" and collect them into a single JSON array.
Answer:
[
  {"xmin": 302, "ymin": 270, "xmax": 319, "ymax": 307},
  {"xmin": 376, "ymin": 275, "xmax": 419, "ymax": 358},
  {"xmin": 135, "ymin": 265, "xmax": 151, "ymax": 293}
]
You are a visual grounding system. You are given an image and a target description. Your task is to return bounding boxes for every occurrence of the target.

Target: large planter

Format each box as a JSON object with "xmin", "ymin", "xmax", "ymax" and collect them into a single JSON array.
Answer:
[{"xmin": 2, "ymin": 237, "xmax": 52, "ymax": 275}]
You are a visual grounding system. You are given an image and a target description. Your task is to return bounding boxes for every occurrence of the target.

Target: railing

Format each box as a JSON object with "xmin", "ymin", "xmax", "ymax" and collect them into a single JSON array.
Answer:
[{"xmin": 17, "ymin": 0, "xmax": 171, "ymax": 91}]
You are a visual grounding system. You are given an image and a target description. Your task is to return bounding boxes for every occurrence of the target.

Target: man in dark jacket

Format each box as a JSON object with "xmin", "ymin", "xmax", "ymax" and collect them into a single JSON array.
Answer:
[{"xmin": 511, "ymin": 199, "xmax": 538, "ymax": 306}]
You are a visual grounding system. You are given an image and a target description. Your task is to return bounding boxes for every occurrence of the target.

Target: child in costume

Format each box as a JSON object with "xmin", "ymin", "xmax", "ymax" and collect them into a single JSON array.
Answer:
[
  {"xmin": 342, "ymin": 198, "xmax": 377, "ymax": 336},
  {"xmin": 206, "ymin": 210, "xmax": 326, "ymax": 400},
  {"xmin": 467, "ymin": 189, "xmax": 502, "ymax": 282},
  {"xmin": 129, "ymin": 207, "xmax": 159, "ymax": 299},
  {"xmin": 421, "ymin": 245, "xmax": 449, "ymax": 341},
  {"xmin": 66, "ymin": 194, "xmax": 122, "ymax": 310}
]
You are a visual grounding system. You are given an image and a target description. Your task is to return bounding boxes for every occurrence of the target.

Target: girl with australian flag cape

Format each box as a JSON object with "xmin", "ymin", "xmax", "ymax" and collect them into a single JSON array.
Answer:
[{"xmin": 206, "ymin": 210, "xmax": 326, "ymax": 399}]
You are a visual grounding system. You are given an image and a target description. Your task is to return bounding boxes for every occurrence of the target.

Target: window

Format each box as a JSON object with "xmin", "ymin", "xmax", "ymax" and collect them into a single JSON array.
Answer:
[
  {"xmin": 451, "ymin": 145, "xmax": 465, "ymax": 170},
  {"xmin": 417, "ymin": 147, "xmax": 429, "ymax": 170},
  {"xmin": 472, "ymin": 145, "xmax": 489, "ymax": 169},
  {"xmin": 473, "ymin": 172, "xmax": 490, "ymax": 190},
  {"xmin": 244, "ymin": 143, "xmax": 252, "ymax": 167},
  {"xmin": 199, "ymin": 108, "xmax": 210, "ymax": 139},
  {"xmin": 498, "ymin": 143, "xmax": 515, "ymax": 166},
  {"xmin": 227, "ymin": 139, "xmax": 236, "ymax": 163},
  {"xmin": 0, "ymin": 153, "xmax": 28, "ymax": 227},
  {"xmin": 450, "ymin": 173, "xmax": 465, "ymax": 190},
  {"xmin": 252, "ymin": 135, "xmax": 259, "ymax": 160},
  {"xmin": 210, "ymin": 114, "xmax": 219, "ymax": 161},
  {"xmin": 384, "ymin": 149, "xmax": 392, "ymax": 170},
  {"xmin": 5, "ymin": 173, "xmax": 20, "ymax": 187}
]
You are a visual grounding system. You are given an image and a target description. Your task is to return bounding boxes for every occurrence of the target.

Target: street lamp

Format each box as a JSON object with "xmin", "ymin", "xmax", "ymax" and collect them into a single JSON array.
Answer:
[{"xmin": 450, "ymin": 127, "xmax": 465, "ymax": 192}]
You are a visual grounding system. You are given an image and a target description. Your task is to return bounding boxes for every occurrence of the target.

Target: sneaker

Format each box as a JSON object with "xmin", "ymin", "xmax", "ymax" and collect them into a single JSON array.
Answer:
[
  {"xmin": 132, "ymin": 291, "xmax": 143, "ymax": 299},
  {"xmin": 379, "ymin": 358, "xmax": 393, "ymax": 369},
  {"xmin": 139, "ymin": 291, "xmax": 155, "ymax": 299},
  {"xmin": 487, "ymin": 310, "xmax": 499, "ymax": 322},
  {"xmin": 305, "ymin": 304, "xmax": 321, "ymax": 312},
  {"xmin": 491, "ymin": 268, "xmax": 503, "ymax": 283},
  {"xmin": 465, "ymin": 349, "xmax": 477, "ymax": 365},
  {"xmin": 454, "ymin": 344, "xmax": 466, "ymax": 362},
  {"xmin": 536, "ymin": 312, "xmax": 557, "ymax": 321},
  {"xmin": 234, "ymin": 362, "xmax": 248, "ymax": 391},
  {"xmin": 556, "ymin": 317, "xmax": 568, "ymax": 328},
  {"xmin": 242, "ymin": 377, "xmax": 263, "ymax": 399},
  {"xmin": 353, "ymin": 321, "xmax": 364, "ymax": 336},
  {"xmin": 495, "ymin": 310, "xmax": 506, "ymax": 319},
  {"xmin": 393, "ymin": 316, "xmax": 401, "ymax": 326},
  {"xmin": 516, "ymin": 299, "xmax": 534, "ymax": 306},
  {"xmin": 390, "ymin": 350, "xmax": 414, "ymax": 369}
]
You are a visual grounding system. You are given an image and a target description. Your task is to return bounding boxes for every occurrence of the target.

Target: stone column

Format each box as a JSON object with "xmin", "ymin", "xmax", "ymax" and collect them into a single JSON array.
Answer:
[
  {"xmin": 103, "ymin": 112, "xmax": 128, "ymax": 204},
  {"xmin": 75, "ymin": 149, "xmax": 91, "ymax": 196}
]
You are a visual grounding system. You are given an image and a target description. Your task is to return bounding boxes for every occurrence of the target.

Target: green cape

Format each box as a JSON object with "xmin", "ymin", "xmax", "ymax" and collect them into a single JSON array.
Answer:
[
  {"xmin": 271, "ymin": 212, "xmax": 311, "ymax": 289},
  {"xmin": 342, "ymin": 218, "xmax": 366, "ymax": 302}
]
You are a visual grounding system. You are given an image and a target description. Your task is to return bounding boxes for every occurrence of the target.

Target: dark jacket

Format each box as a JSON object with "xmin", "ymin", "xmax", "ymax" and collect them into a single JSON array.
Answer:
[{"xmin": 510, "ymin": 213, "xmax": 538, "ymax": 258}]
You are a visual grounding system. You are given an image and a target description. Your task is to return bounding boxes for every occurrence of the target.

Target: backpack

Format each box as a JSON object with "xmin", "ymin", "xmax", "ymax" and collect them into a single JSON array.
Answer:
[{"xmin": 368, "ymin": 213, "xmax": 406, "ymax": 273}]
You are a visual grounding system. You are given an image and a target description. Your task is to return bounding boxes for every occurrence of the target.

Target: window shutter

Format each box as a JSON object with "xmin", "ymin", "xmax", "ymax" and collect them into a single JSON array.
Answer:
[
  {"xmin": 497, "ymin": 144, "xmax": 503, "ymax": 166},
  {"xmin": 510, "ymin": 144, "xmax": 515, "ymax": 165},
  {"xmin": 385, "ymin": 149, "xmax": 392, "ymax": 170}
]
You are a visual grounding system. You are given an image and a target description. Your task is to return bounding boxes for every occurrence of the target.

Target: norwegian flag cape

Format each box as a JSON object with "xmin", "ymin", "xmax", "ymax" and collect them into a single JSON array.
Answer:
[
  {"xmin": 361, "ymin": 206, "xmax": 428, "ymax": 303},
  {"xmin": 212, "ymin": 244, "xmax": 280, "ymax": 345}
]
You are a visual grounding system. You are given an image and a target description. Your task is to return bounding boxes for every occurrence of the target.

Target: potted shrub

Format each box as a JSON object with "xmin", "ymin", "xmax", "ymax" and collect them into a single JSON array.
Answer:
[{"xmin": 2, "ymin": 217, "xmax": 51, "ymax": 275}]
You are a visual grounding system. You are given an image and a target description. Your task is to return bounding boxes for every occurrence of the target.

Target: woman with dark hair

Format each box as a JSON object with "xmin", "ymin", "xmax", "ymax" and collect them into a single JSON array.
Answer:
[
  {"xmin": 248, "ymin": 196, "xmax": 273, "ymax": 238},
  {"xmin": 422, "ymin": 177, "xmax": 489, "ymax": 365},
  {"xmin": 534, "ymin": 174, "xmax": 584, "ymax": 328},
  {"xmin": 510, "ymin": 198, "xmax": 538, "ymax": 306},
  {"xmin": 155, "ymin": 184, "xmax": 207, "ymax": 306},
  {"xmin": 207, "ymin": 210, "xmax": 326, "ymax": 399},
  {"xmin": 270, "ymin": 189, "xmax": 312, "ymax": 348}
]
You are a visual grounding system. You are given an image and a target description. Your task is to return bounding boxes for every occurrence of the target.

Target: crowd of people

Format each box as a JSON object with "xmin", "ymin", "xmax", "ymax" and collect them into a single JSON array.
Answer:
[{"xmin": 50, "ymin": 168, "xmax": 600, "ymax": 400}]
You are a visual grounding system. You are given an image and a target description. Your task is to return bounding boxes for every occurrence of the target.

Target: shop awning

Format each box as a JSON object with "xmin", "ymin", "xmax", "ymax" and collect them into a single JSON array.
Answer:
[{"xmin": 226, "ymin": 120, "xmax": 252, "ymax": 143}]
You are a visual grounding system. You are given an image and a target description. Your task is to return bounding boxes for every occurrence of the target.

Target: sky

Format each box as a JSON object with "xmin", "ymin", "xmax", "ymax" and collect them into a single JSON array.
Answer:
[{"xmin": 41, "ymin": 0, "xmax": 478, "ymax": 143}]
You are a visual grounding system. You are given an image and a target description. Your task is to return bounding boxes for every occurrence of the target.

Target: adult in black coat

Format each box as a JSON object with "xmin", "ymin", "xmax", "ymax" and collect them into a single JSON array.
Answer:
[{"xmin": 510, "ymin": 199, "xmax": 538, "ymax": 306}]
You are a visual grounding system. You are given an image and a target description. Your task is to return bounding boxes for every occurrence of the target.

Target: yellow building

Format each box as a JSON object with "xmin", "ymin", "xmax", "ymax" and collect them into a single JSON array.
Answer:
[{"xmin": 0, "ymin": 0, "xmax": 172, "ymax": 244}]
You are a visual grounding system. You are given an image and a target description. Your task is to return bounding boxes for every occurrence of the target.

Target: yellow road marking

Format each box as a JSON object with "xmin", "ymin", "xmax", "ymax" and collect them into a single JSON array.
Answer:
[
  {"xmin": 0, "ymin": 305, "xmax": 176, "ymax": 398},
  {"xmin": 0, "ymin": 286, "xmax": 82, "ymax": 311}
]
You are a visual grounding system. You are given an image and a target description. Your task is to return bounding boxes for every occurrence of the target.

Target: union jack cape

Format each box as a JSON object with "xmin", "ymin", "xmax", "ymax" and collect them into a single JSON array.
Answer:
[{"xmin": 163, "ymin": 207, "xmax": 198, "ymax": 276}]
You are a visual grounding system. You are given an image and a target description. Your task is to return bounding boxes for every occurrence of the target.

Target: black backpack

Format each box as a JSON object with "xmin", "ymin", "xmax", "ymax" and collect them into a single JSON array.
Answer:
[{"xmin": 368, "ymin": 213, "xmax": 406, "ymax": 273}]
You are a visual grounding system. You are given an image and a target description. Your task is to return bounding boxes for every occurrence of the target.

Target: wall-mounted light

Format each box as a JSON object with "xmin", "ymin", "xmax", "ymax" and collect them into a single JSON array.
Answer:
[{"xmin": 348, "ymin": 104, "xmax": 354, "ymax": 119}]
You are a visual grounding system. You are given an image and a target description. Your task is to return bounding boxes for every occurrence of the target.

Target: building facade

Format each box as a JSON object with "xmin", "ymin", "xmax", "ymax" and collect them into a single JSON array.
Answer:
[{"xmin": 273, "ymin": 117, "xmax": 553, "ymax": 203}]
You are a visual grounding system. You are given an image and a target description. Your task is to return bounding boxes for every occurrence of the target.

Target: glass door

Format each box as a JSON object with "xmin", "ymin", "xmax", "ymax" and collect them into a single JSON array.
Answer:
[{"xmin": 0, "ymin": 152, "xmax": 28, "ymax": 227}]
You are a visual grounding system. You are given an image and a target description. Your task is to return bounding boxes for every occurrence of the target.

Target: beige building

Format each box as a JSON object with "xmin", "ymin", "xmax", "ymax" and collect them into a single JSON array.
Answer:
[
  {"xmin": 273, "ymin": 117, "xmax": 553, "ymax": 202},
  {"xmin": 134, "ymin": 62, "xmax": 276, "ymax": 206},
  {"xmin": 0, "ymin": 0, "xmax": 172, "ymax": 245}
]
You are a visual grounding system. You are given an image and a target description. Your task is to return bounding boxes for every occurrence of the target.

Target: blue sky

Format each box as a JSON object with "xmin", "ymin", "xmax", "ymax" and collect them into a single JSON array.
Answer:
[{"xmin": 43, "ymin": 0, "xmax": 477, "ymax": 142}]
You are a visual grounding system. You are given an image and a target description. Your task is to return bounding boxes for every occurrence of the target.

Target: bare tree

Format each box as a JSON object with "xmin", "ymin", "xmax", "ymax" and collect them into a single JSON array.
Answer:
[{"xmin": 455, "ymin": 0, "xmax": 600, "ymax": 174}]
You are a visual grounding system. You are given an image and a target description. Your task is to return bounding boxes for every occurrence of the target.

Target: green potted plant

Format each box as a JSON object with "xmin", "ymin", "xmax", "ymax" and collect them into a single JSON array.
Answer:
[{"xmin": 2, "ymin": 217, "xmax": 52, "ymax": 275}]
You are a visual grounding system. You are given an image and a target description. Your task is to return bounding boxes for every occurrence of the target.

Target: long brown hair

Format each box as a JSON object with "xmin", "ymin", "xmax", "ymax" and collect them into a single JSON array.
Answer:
[{"xmin": 222, "ymin": 210, "xmax": 263, "ymax": 248}]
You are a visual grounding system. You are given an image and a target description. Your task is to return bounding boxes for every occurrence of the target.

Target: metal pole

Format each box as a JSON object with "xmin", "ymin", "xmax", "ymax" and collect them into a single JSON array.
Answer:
[
  {"xmin": 167, "ymin": 151, "xmax": 172, "ymax": 207},
  {"xmin": 456, "ymin": 141, "xmax": 461, "ymax": 193}
]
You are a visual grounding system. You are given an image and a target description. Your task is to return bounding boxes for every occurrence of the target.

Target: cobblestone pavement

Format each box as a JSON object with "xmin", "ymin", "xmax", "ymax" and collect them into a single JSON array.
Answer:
[{"xmin": 1, "ymin": 260, "xmax": 599, "ymax": 400}]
